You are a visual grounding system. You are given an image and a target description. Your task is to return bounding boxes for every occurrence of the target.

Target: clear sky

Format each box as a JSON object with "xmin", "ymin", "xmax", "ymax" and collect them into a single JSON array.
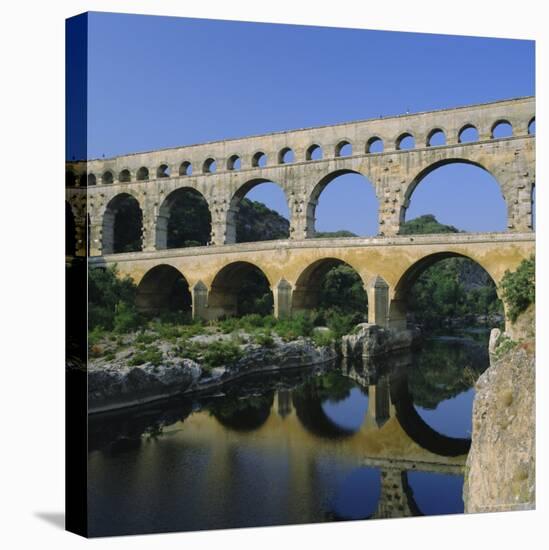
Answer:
[{"xmin": 83, "ymin": 12, "xmax": 535, "ymax": 234}]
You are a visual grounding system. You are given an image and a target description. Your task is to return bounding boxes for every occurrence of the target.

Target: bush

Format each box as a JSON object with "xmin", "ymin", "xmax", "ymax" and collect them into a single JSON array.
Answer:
[
  {"xmin": 312, "ymin": 329, "xmax": 335, "ymax": 347},
  {"xmin": 500, "ymin": 256, "xmax": 535, "ymax": 322},
  {"xmin": 128, "ymin": 346, "xmax": 164, "ymax": 366},
  {"xmin": 88, "ymin": 325, "xmax": 105, "ymax": 347},
  {"xmin": 254, "ymin": 330, "xmax": 275, "ymax": 348},
  {"xmin": 202, "ymin": 340, "xmax": 243, "ymax": 369},
  {"xmin": 113, "ymin": 302, "xmax": 143, "ymax": 333}
]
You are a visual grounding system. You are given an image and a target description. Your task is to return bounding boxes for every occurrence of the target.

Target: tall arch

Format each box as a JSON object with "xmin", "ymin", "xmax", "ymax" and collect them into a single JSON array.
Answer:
[
  {"xmin": 401, "ymin": 159, "xmax": 507, "ymax": 233},
  {"xmin": 292, "ymin": 257, "xmax": 368, "ymax": 318},
  {"xmin": 155, "ymin": 187, "xmax": 212, "ymax": 250},
  {"xmin": 101, "ymin": 193, "xmax": 143, "ymax": 254},
  {"xmin": 225, "ymin": 178, "xmax": 290, "ymax": 244},
  {"xmin": 306, "ymin": 169, "xmax": 379, "ymax": 238},
  {"xmin": 135, "ymin": 264, "xmax": 192, "ymax": 316},
  {"xmin": 208, "ymin": 261, "xmax": 273, "ymax": 319},
  {"xmin": 389, "ymin": 252, "xmax": 502, "ymax": 331}
]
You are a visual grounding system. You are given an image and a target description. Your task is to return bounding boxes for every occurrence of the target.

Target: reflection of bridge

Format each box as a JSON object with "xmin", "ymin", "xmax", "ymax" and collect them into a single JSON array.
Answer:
[
  {"xmin": 68, "ymin": 96, "xmax": 535, "ymax": 327},
  {"xmin": 91, "ymin": 359, "xmax": 469, "ymax": 521}
]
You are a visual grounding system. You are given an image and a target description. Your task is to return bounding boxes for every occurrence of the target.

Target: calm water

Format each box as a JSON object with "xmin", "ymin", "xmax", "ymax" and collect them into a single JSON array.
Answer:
[{"xmin": 88, "ymin": 337, "xmax": 489, "ymax": 537}]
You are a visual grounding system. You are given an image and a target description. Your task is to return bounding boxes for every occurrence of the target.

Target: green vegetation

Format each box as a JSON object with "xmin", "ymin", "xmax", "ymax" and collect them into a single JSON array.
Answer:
[
  {"xmin": 236, "ymin": 198, "xmax": 290, "ymax": 242},
  {"xmin": 128, "ymin": 346, "xmax": 163, "ymax": 367},
  {"xmin": 500, "ymin": 255, "xmax": 535, "ymax": 322},
  {"xmin": 401, "ymin": 215, "xmax": 503, "ymax": 330},
  {"xmin": 400, "ymin": 214, "xmax": 460, "ymax": 235},
  {"xmin": 314, "ymin": 230, "xmax": 358, "ymax": 238}
]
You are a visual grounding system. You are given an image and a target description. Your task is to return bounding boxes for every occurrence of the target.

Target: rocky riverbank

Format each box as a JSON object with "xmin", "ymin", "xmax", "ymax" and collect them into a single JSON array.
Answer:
[
  {"xmin": 88, "ymin": 332, "xmax": 336, "ymax": 414},
  {"xmin": 463, "ymin": 306, "xmax": 535, "ymax": 513}
]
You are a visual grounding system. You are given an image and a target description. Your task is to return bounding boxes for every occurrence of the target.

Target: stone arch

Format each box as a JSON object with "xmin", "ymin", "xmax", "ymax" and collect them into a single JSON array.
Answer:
[
  {"xmin": 135, "ymin": 264, "xmax": 192, "ymax": 316},
  {"xmin": 528, "ymin": 117, "xmax": 536, "ymax": 135},
  {"xmin": 156, "ymin": 164, "xmax": 170, "ymax": 178},
  {"xmin": 136, "ymin": 166, "xmax": 149, "ymax": 181},
  {"xmin": 457, "ymin": 124, "xmax": 479, "ymax": 143},
  {"xmin": 87, "ymin": 173, "xmax": 97, "ymax": 186},
  {"xmin": 491, "ymin": 119, "xmax": 513, "ymax": 138},
  {"xmin": 366, "ymin": 136, "xmax": 384, "ymax": 153},
  {"xmin": 278, "ymin": 147, "xmax": 295, "ymax": 164},
  {"xmin": 208, "ymin": 260, "xmax": 274, "ymax": 319},
  {"xmin": 400, "ymin": 158, "xmax": 507, "ymax": 231},
  {"xmin": 118, "ymin": 169, "xmax": 131, "ymax": 182},
  {"xmin": 252, "ymin": 151, "xmax": 267, "ymax": 168},
  {"xmin": 335, "ymin": 140, "xmax": 352, "ymax": 157},
  {"xmin": 203, "ymin": 158, "xmax": 217, "ymax": 174},
  {"xmin": 396, "ymin": 132, "xmax": 415, "ymax": 150},
  {"xmin": 227, "ymin": 154, "xmax": 241, "ymax": 170},
  {"xmin": 388, "ymin": 251, "xmax": 501, "ymax": 330},
  {"xmin": 155, "ymin": 186, "xmax": 212, "ymax": 249},
  {"xmin": 306, "ymin": 168, "xmax": 379, "ymax": 237},
  {"xmin": 179, "ymin": 161, "xmax": 192, "ymax": 176},
  {"xmin": 426, "ymin": 128, "xmax": 446, "ymax": 147},
  {"xmin": 306, "ymin": 144, "xmax": 323, "ymax": 160},
  {"xmin": 66, "ymin": 171, "xmax": 77, "ymax": 187},
  {"xmin": 102, "ymin": 170, "xmax": 114, "ymax": 185},
  {"xmin": 101, "ymin": 192, "xmax": 143, "ymax": 254},
  {"xmin": 292, "ymin": 257, "xmax": 368, "ymax": 316},
  {"xmin": 225, "ymin": 178, "xmax": 290, "ymax": 244}
]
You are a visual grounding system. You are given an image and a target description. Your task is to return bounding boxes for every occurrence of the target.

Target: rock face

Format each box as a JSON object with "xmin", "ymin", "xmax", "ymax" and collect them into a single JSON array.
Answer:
[
  {"xmin": 463, "ymin": 342, "xmax": 535, "ymax": 513},
  {"xmin": 88, "ymin": 360, "xmax": 201, "ymax": 413},
  {"xmin": 341, "ymin": 323, "xmax": 419, "ymax": 358}
]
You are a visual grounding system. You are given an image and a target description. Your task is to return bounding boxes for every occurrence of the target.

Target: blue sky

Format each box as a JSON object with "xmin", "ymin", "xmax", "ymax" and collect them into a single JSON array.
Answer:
[{"xmin": 83, "ymin": 12, "xmax": 535, "ymax": 234}]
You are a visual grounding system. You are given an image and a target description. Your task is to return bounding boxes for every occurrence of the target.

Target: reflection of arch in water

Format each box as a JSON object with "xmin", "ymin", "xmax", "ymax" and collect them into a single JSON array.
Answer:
[
  {"xmin": 389, "ymin": 369, "xmax": 470, "ymax": 457},
  {"xmin": 292, "ymin": 385, "xmax": 357, "ymax": 440},
  {"xmin": 209, "ymin": 392, "xmax": 274, "ymax": 432}
]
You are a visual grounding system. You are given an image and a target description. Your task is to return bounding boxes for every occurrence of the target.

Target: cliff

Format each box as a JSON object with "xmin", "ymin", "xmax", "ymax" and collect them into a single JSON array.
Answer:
[{"xmin": 463, "ymin": 306, "xmax": 535, "ymax": 513}]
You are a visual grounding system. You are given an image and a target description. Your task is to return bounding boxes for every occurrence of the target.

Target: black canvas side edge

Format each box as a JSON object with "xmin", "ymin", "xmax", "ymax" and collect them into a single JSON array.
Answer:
[{"xmin": 65, "ymin": 12, "xmax": 89, "ymax": 538}]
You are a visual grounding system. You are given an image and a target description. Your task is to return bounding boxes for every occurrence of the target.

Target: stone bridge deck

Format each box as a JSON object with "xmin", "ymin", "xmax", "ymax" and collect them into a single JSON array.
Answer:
[{"xmin": 90, "ymin": 231, "xmax": 535, "ymax": 325}]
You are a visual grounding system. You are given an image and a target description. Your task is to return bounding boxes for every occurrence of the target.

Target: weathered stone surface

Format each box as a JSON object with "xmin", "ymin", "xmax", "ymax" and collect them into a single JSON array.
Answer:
[
  {"xmin": 341, "ymin": 323, "xmax": 419, "ymax": 357},
  {"xmin": 88, "ymin": 360, "xmax": 201, "ymax": 413},
  {"xmin": 463, "ymin": 343, "xmax": 535, "ymax": 513}
]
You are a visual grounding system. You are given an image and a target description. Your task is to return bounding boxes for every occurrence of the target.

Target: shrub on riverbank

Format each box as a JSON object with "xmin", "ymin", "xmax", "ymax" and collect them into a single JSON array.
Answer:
[{"xmin": 500, "ymin": 255, "xmax": 535, "ymax": 323}]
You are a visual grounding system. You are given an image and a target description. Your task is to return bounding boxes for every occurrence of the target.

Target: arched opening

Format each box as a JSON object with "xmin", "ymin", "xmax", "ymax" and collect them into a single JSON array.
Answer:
[
  {"xmin": 366, "ymin": 137, "xmax": 384, "ymax": 154},
  {"xmin": 209, "ymin": 261, "xmax": 273, "ymax": 318},
  {"xmin": 427, "ymin": 129, "xmax": 446, "ymax": 147},
  {"xmin": 279, "ymin": 147, "xmax": 295, "ymax": 164},
  {"xmin": 308, "ymin": 169, "xmax": 379, "ymax": 237},
  {"xmin": 179, "ymin": 161, "xmax": 192, "ymax": 176},
  {"xmin": 66, "ymin": 171, "xmax": 77, "ymax": 187},
  {"xmin": 136, "ymin": 167, "xmax": 149, "ymax": 181},
  {"xmin": 458, "ymin": 124, "xmax": 478, "ymax": 143},
  {"xmin": 389, "ymin": 252, "xmax": 504, "ymax": 333},
  {"xmin": 252, "ymin": 151, "xmax": 267, "ymax": 168},
  {"xmin": 136, "ymin": 264, "xmax": 192, "ymax": 317},
  {"xmin": 227, "ymin": 179, "xmax": 290, "ymax": 244},
  {"xmin": 157, "ymin": 164, "xmax": 170, "ymax": 178},
  {"xmin": 306, "ymin": 144, "xmax": 323, "ymax": 161},
  {"xmin": 335, "ymin": 141, "xmax": 352, "ymax": 157},
  {"xmin": 203, "ymin": 158, "xmax": 217, "ymax": 173},
  {"xmin": 293, "ymin": 258, "xmax": 368, "ymax": 322},
  {"xmin": 528, "ymin": 117, "xmax": 536, "ymax": 135},
  {"xmin": 88, "ymin": 173, "xmax": 97, "ymax": 186},
  {"xmin": 101, "ymin": 193, "xmax": 143, "ymax": 254},
  {"xmin": 119, "ymin": 169, "xmax": 131, "ymax": 182},
  {"xmin": 402, "ymin": 161, "xmax": 507, "ymax": 233},
  {"xmin": 66, "ymin": 202, "xmax": 76, "ymax": 256},
  {"xmin": 396, "ymin": 133, "xmax": 415, "ymax": 150},
  {"xmin": 102, "ymin": 171, "xmax": 114, "ymax": 185},
  {"xmin": 156, "ymin": 187, "xmax": 212, "ymax": 249},
  {"xmin": 227, "ymin": 155, "xmax": 241, "ymax": 170},
  {"xmin": 79, "ymin": 174, "xmax": 87, "ymax": 187},
  {"xmin": 491, "ymin": 120, "xmax": 513, "ymax": 138}
]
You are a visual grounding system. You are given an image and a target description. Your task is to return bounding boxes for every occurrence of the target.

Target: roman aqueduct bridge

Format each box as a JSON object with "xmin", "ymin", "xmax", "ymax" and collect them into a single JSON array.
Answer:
[{"xmin": 66, "ymin": 96, "xmax": 535, "ymax": 327}]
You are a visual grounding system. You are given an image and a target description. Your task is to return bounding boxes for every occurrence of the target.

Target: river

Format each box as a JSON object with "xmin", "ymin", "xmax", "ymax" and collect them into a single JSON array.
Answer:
[{"xmin": 88, "ymin": 335, "xmax": 489, "ymax": 537}]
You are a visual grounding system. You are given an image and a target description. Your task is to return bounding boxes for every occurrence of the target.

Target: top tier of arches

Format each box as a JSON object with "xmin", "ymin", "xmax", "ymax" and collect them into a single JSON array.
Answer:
[{"xmin": 68, "ymin": 97, "xmax": 535, "ymax": 187}]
